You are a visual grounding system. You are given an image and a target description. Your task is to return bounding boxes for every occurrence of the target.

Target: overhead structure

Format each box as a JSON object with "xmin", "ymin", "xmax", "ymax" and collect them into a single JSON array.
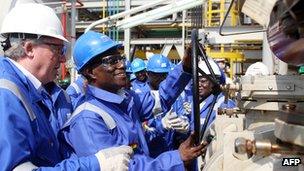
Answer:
[
  {"xmin": 201, "ymin": 0, "xmax": 265, "ymax": 77},
  {"xmin": 85, "ymin": 0, "xmax": 204, "ymax": 31},
  {"xmin": 82, "ymin": 0, "xmax": 205, "ymax": 60}
]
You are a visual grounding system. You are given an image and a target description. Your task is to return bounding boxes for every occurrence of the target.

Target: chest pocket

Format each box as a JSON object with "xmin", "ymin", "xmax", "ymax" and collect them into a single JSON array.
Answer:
[{"xmin": 63, "ymin": 102, "xmax": 116, "ymax": 130}]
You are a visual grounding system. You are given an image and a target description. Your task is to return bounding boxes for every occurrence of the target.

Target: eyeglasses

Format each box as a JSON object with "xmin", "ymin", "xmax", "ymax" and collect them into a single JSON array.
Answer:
[
  {"xmin": 35, "ymin": 39, "xmax": 67, "ymax": 56},
  {"xmin": 99, "ymin": 54, "xmax": 126, "ymax": 67},
  {"xmin": 42, "ymin": 42, "xmax": 67, "ymax": 56}
]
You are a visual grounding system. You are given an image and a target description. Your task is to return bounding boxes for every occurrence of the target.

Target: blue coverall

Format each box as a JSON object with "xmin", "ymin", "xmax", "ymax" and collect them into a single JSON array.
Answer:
[
  {"xmin": 43, "ymin": 81, "xmax": 72, "ymax": 137},
  {"xmin": 159, "ymin": 81, "xmax": 193, "ymax": 148},
  {"xmin": 0, "ymin": 57, "xmax": 100, "ymax": 170},
  {"xmin": 63, "ymin": 64, "xmax": 191, "ymax": 171},
  {"xmin": 66, "ymin": 76, "xmax": 85, "ymax": 108},
  {"xmin": 173, "ymin": 89, "xmax": 236, "ymax": 145},
  {"xmin": 198, "ymin": 93, "xmax": 236, "ymax": 128},
  {"xmin": 138, "ymin": 90, "xmax": 191, "ymax": 157},
  {"xmin": 131, "ymin": 79, "xmax": 150, "ymax": 93}
]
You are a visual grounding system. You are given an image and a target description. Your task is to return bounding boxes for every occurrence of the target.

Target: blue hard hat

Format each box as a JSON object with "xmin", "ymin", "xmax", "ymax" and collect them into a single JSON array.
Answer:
[
  {"xmin": 131, "ymin": 58, "xmax": 146, "ymax": 73},
  {"xmin": 146, "ymin": 54, "xmax": 171, "ymax": 73},
  {"xmin": 73, "ymin": 31, "xmax": 121, "ymax": 72},
  {"xmin": 125, "ymin": 60, "xmax": 132, "ymax": 73}
]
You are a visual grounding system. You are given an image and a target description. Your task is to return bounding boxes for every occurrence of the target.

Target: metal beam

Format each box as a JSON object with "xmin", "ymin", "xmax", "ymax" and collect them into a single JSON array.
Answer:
[
  {"xmin": 161, "ymin": 44, "xmax": 173, "ymax": 57},
  {"xmin": 130, "ymin": 38, "xmax": 191, "ymax": 45},
  {"xmin": 202, "ymin": 26, "xmax": 264, "ymax": 44},
  {"xmin": 78, "ymin": 1, "xmax": 171, "ymax": 9}
]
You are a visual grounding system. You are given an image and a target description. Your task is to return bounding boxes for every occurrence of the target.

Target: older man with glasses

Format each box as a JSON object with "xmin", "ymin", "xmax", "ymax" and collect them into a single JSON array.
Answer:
[{"xmin": 0, "ymin": 3, "xmax": 132, "ymax": 171}]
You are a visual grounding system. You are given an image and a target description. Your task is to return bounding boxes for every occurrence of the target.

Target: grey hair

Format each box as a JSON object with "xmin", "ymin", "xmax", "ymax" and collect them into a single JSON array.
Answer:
[{"xmin": 4, "ymin": 38, "xmax": 36, "ymax": 61}]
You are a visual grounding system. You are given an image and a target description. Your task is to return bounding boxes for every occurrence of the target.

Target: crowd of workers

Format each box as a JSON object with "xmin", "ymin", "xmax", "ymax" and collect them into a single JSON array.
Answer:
[{"xmin": 0, "ymin": 3, "xmax": 237, "ymax": 171}]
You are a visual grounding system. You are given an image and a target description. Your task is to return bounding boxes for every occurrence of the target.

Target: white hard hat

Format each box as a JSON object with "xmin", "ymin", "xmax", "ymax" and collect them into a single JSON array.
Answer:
[
  {"xmin": 1, "ymin": 3, "xmax": 68, "ymax": 42},
  {"xmin": 198, "ymin": 57, "xmax": 221, "ymax": 76},
  {"xmin": 245, "ymin": 62, "xmax": 269, "ymax": 76}
]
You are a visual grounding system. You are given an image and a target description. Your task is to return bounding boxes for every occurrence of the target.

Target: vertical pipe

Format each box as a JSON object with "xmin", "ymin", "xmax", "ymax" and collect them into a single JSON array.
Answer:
[
  {"xmin": 70, "ymin": 0, "xmax": 77, "ymax": 82},
  {"xmin": 102, "ymin": 0, "xmax": 106, "ymax": 33},
  {"xmin": 61, "ymin": 2, "xmax": 67, "ymax": 80},
  {"xmin": 203, "ymin": 1, "xmax": 207, "ymax": 27},
  {"xmin": 220, "ymin": 0, "xmax": 225, "ymax": 24},
  {"xmin": 230, "ymin": 59, "xmax": 233, "ymax": 78},
  {"xmin": 191, "ymin": 29, "xmax": 200, "ymax": 145},
  {"xmin": 208, "ymin": 0, "xmax": 212, "ymax": 26},
  {"xmin": 108, "ymin": 0, "xmax": 111, "ymax": 38},
  {"xmin": 115, "ymin": 0, "xmax": 119, "ymax": 41},
  {"xmin": 182, "ymin": 10, "xmax": 186, "ymax": 59},
  {"xmin": 124, "ymin": 0, "xmax": 131, "ymax": 60},
  {"xmin": 230, "ymin": 0, "xmax": 236, "ymax": 26}
]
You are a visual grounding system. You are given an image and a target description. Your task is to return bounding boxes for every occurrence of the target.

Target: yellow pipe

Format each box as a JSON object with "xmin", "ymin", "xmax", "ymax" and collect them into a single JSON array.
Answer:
[
  {"xmin": 204, "ymin": 3, "xmax": 208, "ymax": 26},
  {"xmin": 220, "ymin": 0, "xmax": 225, "ymax": 24},
  {"xmin": 208, "ymin": 0, "xmax": 212, "ymax": 27},
  {"xmin": 207, "ymin": 52, "xmax": 244, "ymax": 62},
  {"xmin": 229, "ymin": 59, "xmax": 233, "ymax": 79},
  {"xmin": 230, "ymin": 1, "xmax": 237, "ymax": 26}
]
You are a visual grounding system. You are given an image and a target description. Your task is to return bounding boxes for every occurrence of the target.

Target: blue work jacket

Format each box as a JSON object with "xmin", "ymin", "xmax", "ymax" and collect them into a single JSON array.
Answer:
[
  {"xmin": 131, "ymin": 79, "xmax": 150, "ymax": 93},
  {"xmin": 66, "ymin": 76, "xmax": 86, "ymax": 109},
  {"xmin": 198, "ymin": 93, "xmax": 236, "ymax": 128},
  {"xmin": 0, "ymin": 57, "xmax": 99, "ymax": 170}
]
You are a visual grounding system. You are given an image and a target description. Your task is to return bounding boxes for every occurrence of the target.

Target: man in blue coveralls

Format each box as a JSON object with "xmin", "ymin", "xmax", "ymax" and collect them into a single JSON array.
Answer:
[
  {"xmin": 197, "ymin": 58, "xmax": 236, "ymax": 128},
  {"xmin": 0, "ymin": 3, "xmax": 133, "ymax": 171},
  {"xmin": 139, "ymin": 54, "xmax": 190, "ymax": 157},
  {"xmin": 62, "ymin": 30, "xmax": 206, "ymax": 170},
  {"xmin": 174, "ymin": 58, "xmax": 236, "ymax": 133},
  {"xmin": 124, "ymin": 60, "xmax": 135, "ymax": 89},
  {"xmin": 130, "ymin": 58, "xmax": 150, "ymax": 93}
]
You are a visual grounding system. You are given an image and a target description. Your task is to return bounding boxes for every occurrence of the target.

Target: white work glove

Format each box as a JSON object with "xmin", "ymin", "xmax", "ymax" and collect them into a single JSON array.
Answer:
[
  {"xmin": 95, "ymin": 145, "xmax": 133, "ymax": 171},
  {"xmin": 183, "ymin": 102, "xmax": 192, "ymax": 114},
  {"xmin": 161, "ymin": 110, "xmax": 190, "ymax": 134}
]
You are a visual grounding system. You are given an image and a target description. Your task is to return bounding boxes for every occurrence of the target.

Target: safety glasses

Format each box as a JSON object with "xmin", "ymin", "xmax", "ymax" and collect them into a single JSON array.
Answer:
[
  {"xmin": 35, "ymin": 39, "xmax": 67, "ymax": 56},
  {"xmin": 99, "ymin": 54, "xmax": 126, "ymax": 67},
  {"xmin": 42, "ymin": 42, "xmax": 67, "ymax": 56}
]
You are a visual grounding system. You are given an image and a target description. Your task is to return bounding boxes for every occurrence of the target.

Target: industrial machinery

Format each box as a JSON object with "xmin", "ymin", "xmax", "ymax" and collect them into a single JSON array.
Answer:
[{"xmin": 199, "ymin": 0, "xmax": 304, "ymax": 170}]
